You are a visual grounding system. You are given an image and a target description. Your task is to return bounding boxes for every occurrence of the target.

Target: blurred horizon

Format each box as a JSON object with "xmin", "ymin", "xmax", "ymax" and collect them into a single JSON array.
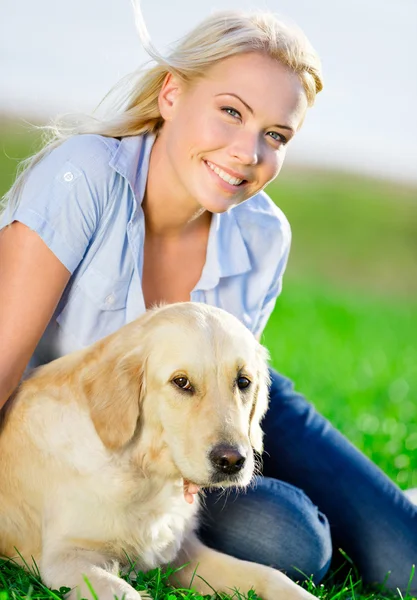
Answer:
[{"xmin": 1, "ymin": 0, "xmax": 417, "ymax": 185}]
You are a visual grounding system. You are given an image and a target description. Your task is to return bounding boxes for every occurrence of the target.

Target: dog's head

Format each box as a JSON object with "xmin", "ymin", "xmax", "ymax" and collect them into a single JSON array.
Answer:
[{"xmin": 82, "ymin": 303, "xmax": 270, "ymax": 488}]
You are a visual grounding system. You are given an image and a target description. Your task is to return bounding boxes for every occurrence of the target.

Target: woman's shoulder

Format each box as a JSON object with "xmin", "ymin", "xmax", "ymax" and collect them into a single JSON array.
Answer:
[
  {"xmin": 41, "ymin": 134, "xmax": 120, "ymax": 175},
  {"xmin": 23, "ymin": 134, "xmax": 124, "ymax": 214},
  {"xmin": 11, "ymin": 134, "xmax": 122, "ymax": 201},
  {"xmin": 1, "ymin": 135, "xmax": 126, "ymax": 273}
]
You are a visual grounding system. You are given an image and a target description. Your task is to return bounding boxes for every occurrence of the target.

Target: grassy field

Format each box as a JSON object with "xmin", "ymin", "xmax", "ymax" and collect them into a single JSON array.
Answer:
[{"xmin": 0, "ymin": 119, "xmax": 416, "ymax": 599}]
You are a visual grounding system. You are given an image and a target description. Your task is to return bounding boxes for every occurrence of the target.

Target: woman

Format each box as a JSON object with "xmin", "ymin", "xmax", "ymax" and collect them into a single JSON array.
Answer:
[{"xmin": 0, "ymin": 5, "xmax": 416, "ymax": 594}]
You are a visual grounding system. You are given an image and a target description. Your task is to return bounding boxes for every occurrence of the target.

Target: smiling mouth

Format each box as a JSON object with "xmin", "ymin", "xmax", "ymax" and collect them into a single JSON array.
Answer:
[{"xmin": 204, "ymin": 160, "xmax": 248, "ymax": 187}]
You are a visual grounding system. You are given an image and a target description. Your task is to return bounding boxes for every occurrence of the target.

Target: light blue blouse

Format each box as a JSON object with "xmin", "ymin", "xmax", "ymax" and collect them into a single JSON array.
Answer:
[{"xmin": 1, "ymin": 133, "xmax": 291, "ymax": 368}]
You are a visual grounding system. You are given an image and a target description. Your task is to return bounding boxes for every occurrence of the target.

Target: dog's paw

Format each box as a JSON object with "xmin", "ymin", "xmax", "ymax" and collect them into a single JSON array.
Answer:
[
  {"xmin": 65, "ymin": 578, "xmax": 145, "ymax": 600},
  {"xmin": 262, "ymin": 572, "xmax": 316, "ymax": 600}
]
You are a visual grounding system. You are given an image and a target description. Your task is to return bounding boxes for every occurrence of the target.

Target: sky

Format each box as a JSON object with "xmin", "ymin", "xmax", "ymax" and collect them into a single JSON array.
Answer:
[{"xmin": 1, "ymin": 0, "xmax": 416, "ymax": 183}]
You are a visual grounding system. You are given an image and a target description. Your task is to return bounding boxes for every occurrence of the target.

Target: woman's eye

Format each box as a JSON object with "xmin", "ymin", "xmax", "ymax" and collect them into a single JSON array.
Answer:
[
  {"xmin": 172, "ymin": 376, "xmax": 193, "ymax": 391},
  {"xmin": 237, "ymin": 376, "xmax": 251, "ymax": 390},
  {"xmin": 267, "ymin": 131, "xmax": 288, "ymax": 145},
  {"xmin": 222, "ymin": 107, "xmax": 242, "ymax": 120}
]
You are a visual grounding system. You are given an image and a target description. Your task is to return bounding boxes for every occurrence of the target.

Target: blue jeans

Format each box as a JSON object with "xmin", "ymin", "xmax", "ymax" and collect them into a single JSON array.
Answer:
[{"xmin": 199, "ymin": 369, "xmax": 417, "ymax": 593}]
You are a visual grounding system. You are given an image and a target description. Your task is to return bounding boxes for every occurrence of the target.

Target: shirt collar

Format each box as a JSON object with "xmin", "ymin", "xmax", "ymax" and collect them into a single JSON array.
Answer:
[
  {"xmin": 109, "ymin": 134, "xmax": 252, "ymax": 289},
  {"xmin": 109, "ymin": 133, "xmax": 156, "ymax": 213}
]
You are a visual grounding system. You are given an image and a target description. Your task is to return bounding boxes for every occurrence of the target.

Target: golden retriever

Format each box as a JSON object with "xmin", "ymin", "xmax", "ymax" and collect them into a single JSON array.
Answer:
[{"xmin": 0, "ymin": 302, "xmax": 314, "ymax": 600}]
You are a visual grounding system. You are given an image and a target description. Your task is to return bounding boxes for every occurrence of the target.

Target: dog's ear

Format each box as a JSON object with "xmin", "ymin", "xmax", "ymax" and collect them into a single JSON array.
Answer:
[
  {"xmin": 249, "ymin": 345, "xmax": 271, "ymax": 454},
  {"xmin": 80, "ymin": 336, "xmax": 148, "ymax": 451}
]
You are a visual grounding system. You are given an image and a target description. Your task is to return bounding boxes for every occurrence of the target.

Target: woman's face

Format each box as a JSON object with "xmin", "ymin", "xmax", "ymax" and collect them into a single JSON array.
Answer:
[{"xmin": 158, "ymin": 52, "xmax": 308, "ymax": 213}]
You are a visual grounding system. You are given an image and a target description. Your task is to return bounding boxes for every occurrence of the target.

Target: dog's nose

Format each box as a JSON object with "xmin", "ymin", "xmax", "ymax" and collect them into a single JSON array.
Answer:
[{"xmin": 209, "ymin": 444, "xmax": 246, "ymax": 475}]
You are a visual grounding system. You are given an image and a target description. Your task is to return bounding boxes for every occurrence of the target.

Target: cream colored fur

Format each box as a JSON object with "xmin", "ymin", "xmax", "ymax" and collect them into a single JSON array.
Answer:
[{"xmin": 0, "ymin": 302, "xmax": 314, "ymax": 600}]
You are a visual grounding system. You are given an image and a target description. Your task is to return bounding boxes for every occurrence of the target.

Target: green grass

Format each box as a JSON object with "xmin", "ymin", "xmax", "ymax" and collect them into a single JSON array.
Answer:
[
  {"xmin": 263, "ymin": 280, "xmax": 417, "ymax": 490},
  {"xmin": 0, "ymin": 118, "xmax": 42, "ymax": 201},
  {"xmin": 1, "ymin": 119, "xmax": 416, "ymax": 599},
  {"xmin": 0, "ymin": 556, "xmax": 415, "ymax": 600},
  {"xmin": 267, "ymin": 171, "xmax": 417, "ymax": 298}
]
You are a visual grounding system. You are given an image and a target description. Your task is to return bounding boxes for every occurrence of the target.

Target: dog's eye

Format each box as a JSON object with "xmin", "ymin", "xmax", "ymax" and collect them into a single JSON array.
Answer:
[
  {"xmin": 237, "ymin": 376, "xmax": 251, "ymax": 390},
  {"xmin": 172, "ymin": 377, "xmax": 192, "ymax": 391}
]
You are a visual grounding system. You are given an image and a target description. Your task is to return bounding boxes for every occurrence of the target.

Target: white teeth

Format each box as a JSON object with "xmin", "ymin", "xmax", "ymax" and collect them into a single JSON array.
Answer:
[{"xmin": 206, "ymin": 161, "xmax": 243, "ymax": 186}]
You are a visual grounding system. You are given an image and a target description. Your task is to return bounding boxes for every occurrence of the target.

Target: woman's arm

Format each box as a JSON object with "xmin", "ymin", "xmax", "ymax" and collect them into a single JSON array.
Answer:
[{"xmin": 0, "ymin": 222, "xmax": 70, "ymax": 409}]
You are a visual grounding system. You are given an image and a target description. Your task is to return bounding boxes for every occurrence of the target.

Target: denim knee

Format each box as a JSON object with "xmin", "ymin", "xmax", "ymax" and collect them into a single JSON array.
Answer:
[{"xmin": 199, "ymin": 476, "xmax": 333, "ymax": 584}]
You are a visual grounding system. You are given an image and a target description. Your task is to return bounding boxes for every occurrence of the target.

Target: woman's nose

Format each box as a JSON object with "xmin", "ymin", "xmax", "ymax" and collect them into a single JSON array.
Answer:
[{"xmin": 230, "ymin": 132, "xmax": 260, "ymax": 166}]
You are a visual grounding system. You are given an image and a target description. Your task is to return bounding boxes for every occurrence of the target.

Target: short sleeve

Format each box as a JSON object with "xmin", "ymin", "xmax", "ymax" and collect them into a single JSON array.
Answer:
[
  {"xmin": 1, "ymin": 135, "xmax": 117, "ymax": 274},
  {"xmin": 252, "ymin": 230, "xmax": 291, "ymax": 338}
]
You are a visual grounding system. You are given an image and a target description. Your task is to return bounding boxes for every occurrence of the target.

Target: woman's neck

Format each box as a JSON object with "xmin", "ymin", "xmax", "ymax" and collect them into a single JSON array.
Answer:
[{"xmin": 143, "ymin": 132, "xmax": 210, "ymax": 238}]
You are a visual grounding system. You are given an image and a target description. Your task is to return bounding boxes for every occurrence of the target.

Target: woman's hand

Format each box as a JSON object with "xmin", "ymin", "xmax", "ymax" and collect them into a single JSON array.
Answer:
[{"xmin": 0, "ymin": 221, "xmax": 70, "ymax": 409}]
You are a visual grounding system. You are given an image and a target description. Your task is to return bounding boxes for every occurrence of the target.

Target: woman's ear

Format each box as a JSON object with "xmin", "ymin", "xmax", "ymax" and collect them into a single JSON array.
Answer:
[{"xmin": 158, "ymin": 72, "xmax": 183, "ymax": 121}]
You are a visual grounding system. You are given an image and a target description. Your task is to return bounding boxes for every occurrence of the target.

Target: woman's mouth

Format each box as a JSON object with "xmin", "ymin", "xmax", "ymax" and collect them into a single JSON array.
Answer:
[{"xmin": 204, "ymin": 160, "xmax": 247, "ymax": 188}]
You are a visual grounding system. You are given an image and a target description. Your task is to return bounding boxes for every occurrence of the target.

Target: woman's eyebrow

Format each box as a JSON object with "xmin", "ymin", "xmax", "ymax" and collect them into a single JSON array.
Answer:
[
  {"xmin": 216, "ymin": 92, "xmax": 255, "ymax": 114},
  {"xmin": 215, "ymin": 92, "xmax": 295, "ymax": 132}
]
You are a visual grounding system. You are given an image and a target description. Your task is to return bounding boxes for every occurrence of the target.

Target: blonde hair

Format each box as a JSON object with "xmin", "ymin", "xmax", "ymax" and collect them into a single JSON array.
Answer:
[{"xmin": 2, "ymin": 1, "xmax": 323, "ymax": 210}]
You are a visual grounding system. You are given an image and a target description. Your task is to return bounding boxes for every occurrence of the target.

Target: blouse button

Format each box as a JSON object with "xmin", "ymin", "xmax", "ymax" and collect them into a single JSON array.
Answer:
[
  {"xmin": 105, "ymin": 294, "xmax": 115, "ymax": 306},
  {"xmin": 63, "ymin": 171, "xmax": 74, "ymax": 182}
]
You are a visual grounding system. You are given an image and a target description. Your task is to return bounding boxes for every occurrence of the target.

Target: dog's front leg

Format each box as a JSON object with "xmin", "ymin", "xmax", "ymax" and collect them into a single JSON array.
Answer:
[
  {"xmin": 41, "ymin": 544, "xmax": 152, "ymax": 600},
  {"xmin": 171, "ymin": 533, "xmax": 315, "ymax": 600}
]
